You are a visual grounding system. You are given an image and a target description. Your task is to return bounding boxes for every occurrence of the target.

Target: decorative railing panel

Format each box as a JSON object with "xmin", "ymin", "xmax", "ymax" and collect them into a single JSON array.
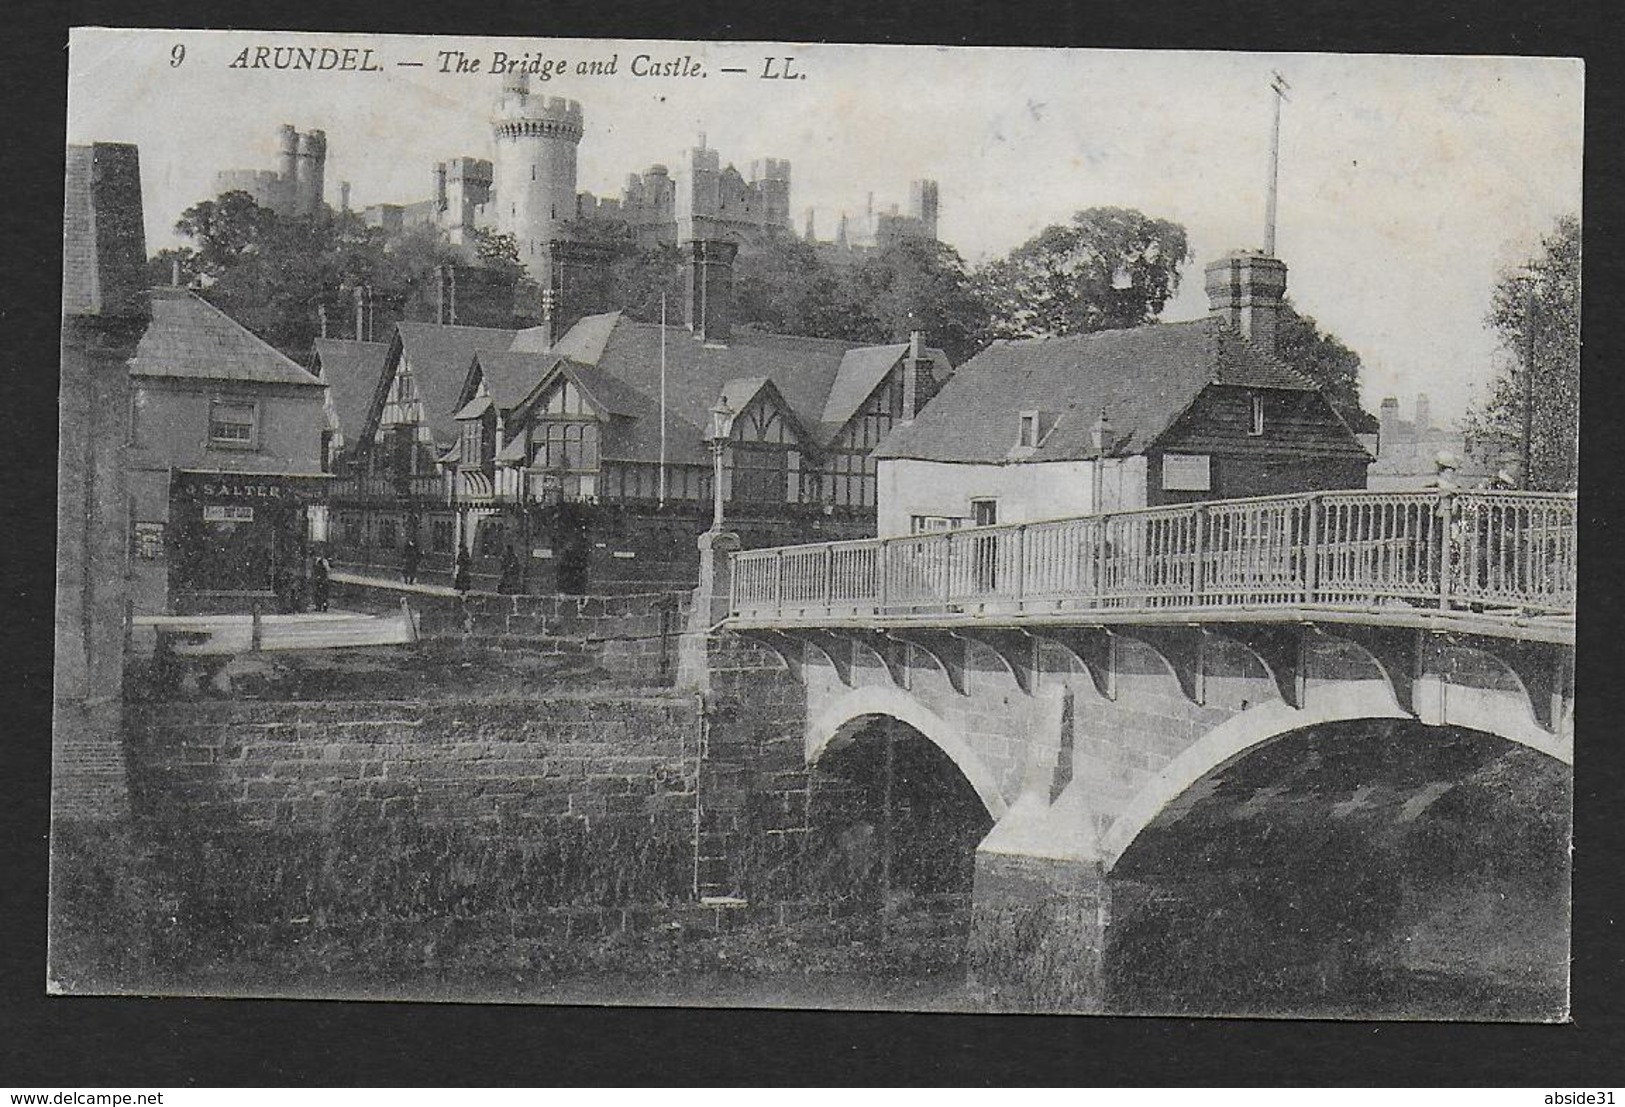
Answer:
[{"xmin": 728, "ymin": 490, "xmax": 1577, "ymax": 623}]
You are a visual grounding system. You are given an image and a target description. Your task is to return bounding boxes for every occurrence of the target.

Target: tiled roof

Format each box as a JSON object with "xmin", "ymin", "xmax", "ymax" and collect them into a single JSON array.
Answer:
[
  {"xmin": 453, "ymin": 394, "xmax": 493, "ymax": 421},
  {"xmin": 875, "ymin": 319, "xmax": 1317, "ymax": 463},
  {"xmin": 581, "ymin": 317, "xmax": 848, "ymax": 429},
  {"xmin": 310, "ymin": 338, "xmax": 389, "ymax": 441},
  {"xmin": 392, "ymin": 321, "xmax": 518, "ymax": 443},
  {"xmin": 817, "ymin": 343, "xmax": 950, "ymax": 441},
  {"xmin": 467, "ymin": 350, "xmax": 559, "ymax": 410},
  {"xmin": 130, "ymin": 288, "xmax": 323, "ymax": 387},
  {"xmin": 419, "ymin": 311, "xmax": 958, "ymax": 469}
]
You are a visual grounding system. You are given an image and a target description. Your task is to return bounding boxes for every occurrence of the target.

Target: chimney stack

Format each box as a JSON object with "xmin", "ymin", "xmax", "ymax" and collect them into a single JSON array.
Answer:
[
  {"xmin": 1414, "ymin": 393, "xmax": 1432, "ymax": 435},
  {"xmin": 318, "ymin": 303, "xmax": 328, "ymax": 338},
  {"xmin": 435, "ymin": 264, "xmax": 458, "ymax": 325},
  {"xmin": 1204, "ymin": 251, "xmax": 1288, "ymax": 353},
  {"xmin": 354, "ymin": 285, "xmax": 366, "ymax": 341},
  {"xmin": 902, "ymin": 330, "xmax": 933, "ymax": 418},
  {"xmin": 540, "ymin": 287, "xmax": 558, "ymax": 349},
  {"xmin": 1379, "ymin": 397, "xmax": 1400, "ymax": 454},
  {"xmin": 684, "ymin": 239, "xmax": 737, "ymax": 344}
]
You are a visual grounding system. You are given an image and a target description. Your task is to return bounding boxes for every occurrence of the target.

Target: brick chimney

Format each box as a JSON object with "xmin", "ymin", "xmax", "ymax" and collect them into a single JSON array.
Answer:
[
  {"xmin": 1414, "ymin": 393, "xmax": 1432, "ymax": 435},
  {"xmin": 1204, "ymin": 251, "xmax": 1288, "ymax": 353},
  {"xmin": 435, "ymin": 264, "xmax": 457, "ymax": 326},
  {"xmin": 902, "ymin": 330, "xmax": 935, "ymax": 417},
  {"xmin": 1379, "ymin": 397, "xmax": 1400, "ymax": 454},
  {"xmin": 685, "ymin": 239, "xmax": 737, "ymax": 344}
]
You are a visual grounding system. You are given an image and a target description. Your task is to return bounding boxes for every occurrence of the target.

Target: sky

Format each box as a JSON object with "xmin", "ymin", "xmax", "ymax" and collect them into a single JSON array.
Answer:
[{"xmin": 67, "ymin": 30, "xmax": 1583, "ymax": 426}]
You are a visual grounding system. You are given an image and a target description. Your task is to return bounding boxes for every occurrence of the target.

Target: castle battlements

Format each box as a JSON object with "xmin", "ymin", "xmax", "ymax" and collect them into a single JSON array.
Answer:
[
  {"xmin": 325, "ymin": 77, "xmax": 938, "ymax": 285},
  {"xmin": 216, "ymin": 123, "xmax": 327, "ymax": 219}
]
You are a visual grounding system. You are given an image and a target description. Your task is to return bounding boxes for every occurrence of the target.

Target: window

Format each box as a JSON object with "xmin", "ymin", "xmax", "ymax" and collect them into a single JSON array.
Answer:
[
  {"xmin": 1018, "ymin": 412, "xmax": 1039, "ymax": 448},
  {"xmin": 1250, "ymin": 395, "xmax": 1266, "ymax": 436},
  {"xmin": 209, "ymin": 400, "xmax": 256, "ymax": 448},
  {"xmin": 431, "ymin": 519, "xmax": 454, "ymax": 553},
  {"xmin": 536, "ymin": 421, "xmax": 600, "ymax": 470},
  {"xmin": 972, "ymin": 499, "xmax": 998, "ymax": 527}
]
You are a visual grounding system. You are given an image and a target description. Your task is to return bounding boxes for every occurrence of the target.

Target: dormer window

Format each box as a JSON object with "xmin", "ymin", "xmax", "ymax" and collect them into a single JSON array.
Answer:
[
  {"xmin": 1250, "ymin": 394, "xmax": 1266, "ymax": 436},
  {"xmin": 1018, "ymin": 411, "xmax": 1040, "ymax": 448}
]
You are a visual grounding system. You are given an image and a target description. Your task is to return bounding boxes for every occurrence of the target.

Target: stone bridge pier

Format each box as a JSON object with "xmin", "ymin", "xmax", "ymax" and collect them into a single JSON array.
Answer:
[{"xmin": 681, "ymin": 539, "xmax": 1575, "ymax": 1012}]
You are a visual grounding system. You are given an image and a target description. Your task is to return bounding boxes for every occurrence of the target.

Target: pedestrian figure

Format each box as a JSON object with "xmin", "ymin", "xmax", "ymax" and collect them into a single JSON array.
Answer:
[
  {"xmin": 310, "ymin": 552, "xmax": 331, "ymax": 612},
  {"xmin": 454, "ymin": 547, "xmax": 473, "ymax": 595},
  {"xmin": 1423, "ymin": 449, "xmax": 1460, "ymax": 494},
  {"xmin": 1425, "ymin": 451, "xmax": 1469, "ymax": 604},
  {"xmin": 498, "ymin": 546, "xmax": 521, "ymax": 594},
  {"xmin": 401, "ymin": 537, "xmax": 421, "ymax": 585},
  {"xmin": 271, "ymin": 560, "xmax": 294, "ymax": 614}
]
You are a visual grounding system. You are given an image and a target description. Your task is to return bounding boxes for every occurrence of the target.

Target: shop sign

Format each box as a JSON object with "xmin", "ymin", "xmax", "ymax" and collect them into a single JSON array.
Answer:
[
  {"xmin": 133, "ymin": 521, "xmax": 165, "ymax": 560},
  {"xmin": 1162, "ymin": 453, "xmax": 1212, "ymax": 492},
  {"xmin": 197, "ymin": 480, "xmax": 285, "ymax": 500},
  {"xmin": 204, "ymin": 504, "xmax": 255, "ymax": 523}
]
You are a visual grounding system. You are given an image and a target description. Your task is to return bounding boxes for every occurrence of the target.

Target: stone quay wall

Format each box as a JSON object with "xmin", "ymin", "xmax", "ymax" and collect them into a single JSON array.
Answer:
[
  {"xmin": 329, "ymin": 576, "xmax": 690, "ymax": 686},
  {"xmin": 118, "ymin": 694, "xmax": 708, "ymax": 986}
]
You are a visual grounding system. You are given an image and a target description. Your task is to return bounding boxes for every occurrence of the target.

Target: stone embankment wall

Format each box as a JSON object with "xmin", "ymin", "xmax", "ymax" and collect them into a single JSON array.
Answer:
[
  {"xmin": 329, "ymin": 577, "xmax": 689, "ymax": 686},
  {"xmin": 121, "ymin": 694, "xmax": 710, "ymax": 985},
  {"xmin": 97, "ymin": 631, "xmax": 971, "ymax": 995}
]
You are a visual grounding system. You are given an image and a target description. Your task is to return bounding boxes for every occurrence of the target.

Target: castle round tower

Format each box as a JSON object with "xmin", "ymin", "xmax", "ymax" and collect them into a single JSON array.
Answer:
[{"xmin": 490, "ymin": 73, "xmax": 584, "ymax": 271}]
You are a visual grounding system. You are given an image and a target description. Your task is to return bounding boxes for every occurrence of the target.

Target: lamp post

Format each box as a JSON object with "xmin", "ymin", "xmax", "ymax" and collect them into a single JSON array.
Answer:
[
  {"xmin": 1090, "ymin": 408, "xmax": 1113, "ymax": 514},
  {"xmin": 708, "ymin": 400, "xmax": 736, "ymax": 532},
  {"xmin": 1520, "ymin": 271, "xmax": 1538, "ymax": 491}
]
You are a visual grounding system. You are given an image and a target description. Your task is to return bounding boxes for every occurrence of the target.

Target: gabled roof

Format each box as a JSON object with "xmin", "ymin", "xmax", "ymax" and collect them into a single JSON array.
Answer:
[
  {"xmin": 563, "ymin": 314, "xmax": 872, "ymax": 453},
  {"xmin": 131, "ymin": 288, "xmax": 323, "ymax": 387},
  {"xmin": 874, "ymin": 318, "xmax": 1319, "ymax": 464},
  {"xmin": 453, "ymin": 394, "xmax": 493, "ymax": 421},
  {"xmin": 383, "ymin": 321, "xmax": 518, "ymax": 443},
  {"xmin": 462, "ymin": 349, "xmax": 561, "ymax": 412},
  {"xmin": 819, "ymin": 342, "xmax": 951, "ymax": 442},
  {"xmin": 310, "ymin": 338, "xmax": 390, "ymax": 440}
]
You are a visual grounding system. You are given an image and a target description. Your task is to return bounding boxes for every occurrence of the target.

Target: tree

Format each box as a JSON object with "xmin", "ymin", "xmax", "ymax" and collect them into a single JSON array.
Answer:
[
  {"xmin": 173, "ymin": 190, "xmax": 280, "ymax": 273},
  {"xmin": 160, "ymin": 192, "xmax": 478, "ymax": 353},
  {"xmin": 847, "ymin": 239, "xmax": 990, "ymax": 364},
  {"xmin": 1275, "ymin": 300, "xmax": 1378, "ymax": 433},
  {"xmin": 974, "ymin": 207, "xmax": 1192, "ymax": 339},
  {"xmin": 1465, "ymin": 216, "xmax": 1580, "ymax": 491},
  {"xmin": 470, "ymin": 228, "xmax": 523, "ymax": 279}
]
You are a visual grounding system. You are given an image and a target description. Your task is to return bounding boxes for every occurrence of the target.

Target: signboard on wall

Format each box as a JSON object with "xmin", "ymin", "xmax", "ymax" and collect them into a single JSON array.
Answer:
[
  {"xmin": 133, "ymin": 521, "xmax": 165, "ymax": 560},
  {"xmin": 1162, "ymin": 454, "xmax": 1212, "ymax": 492},
  {"xmin": 203, "ymin": 504, "xmax": 255, "ymax": 523}
]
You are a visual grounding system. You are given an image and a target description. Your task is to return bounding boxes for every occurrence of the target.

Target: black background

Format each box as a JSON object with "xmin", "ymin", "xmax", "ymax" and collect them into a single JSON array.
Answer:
[{"xmin": 5, "ymin": 0, "xmax": 1622, "ymax": 1086}]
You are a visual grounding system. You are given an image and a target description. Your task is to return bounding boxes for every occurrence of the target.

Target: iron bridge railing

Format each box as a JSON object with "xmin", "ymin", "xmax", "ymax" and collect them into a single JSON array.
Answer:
[{"xmin": 728, "ymin": 490, "xmax": 1577, "ymax": 624}]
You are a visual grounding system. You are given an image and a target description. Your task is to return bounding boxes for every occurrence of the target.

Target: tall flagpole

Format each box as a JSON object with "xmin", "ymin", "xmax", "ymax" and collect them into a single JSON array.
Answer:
[
  {"xmin": 1265, "ymin": 70, "xmax": 1290, "ymax": 256},
  {"xmin": 659, "ymin": 291, "xmax": 668, "ymax": 507}
]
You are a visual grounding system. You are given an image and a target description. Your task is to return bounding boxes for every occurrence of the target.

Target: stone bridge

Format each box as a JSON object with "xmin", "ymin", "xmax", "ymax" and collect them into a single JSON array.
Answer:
[{"xmin": 683, "ymin": 489, "xmax": 1577, "ymax": 1012}]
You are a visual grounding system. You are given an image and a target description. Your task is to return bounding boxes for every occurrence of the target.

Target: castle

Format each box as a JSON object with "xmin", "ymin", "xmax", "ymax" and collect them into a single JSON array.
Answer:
[
  {"xmin": 212, "ymin": 75, "xmax": 942, "ymax": 333},
  {"xmin": 346, "ymin": 73, "xmax": 939, "ymax": 270},
  {"xmin": 214, "ymin": 124, "xmax": 327, "ymax": 219}
]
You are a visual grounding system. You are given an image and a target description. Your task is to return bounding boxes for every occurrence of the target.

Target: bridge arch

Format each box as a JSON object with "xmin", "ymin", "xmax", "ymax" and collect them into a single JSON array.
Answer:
[
  {"xmin": 1100, "ymin": 682, "xmax": 1572, "ymax": 872},
  {"xmin": 807, "ymin": 683, "xmax": 1008, "ymax": 820}
]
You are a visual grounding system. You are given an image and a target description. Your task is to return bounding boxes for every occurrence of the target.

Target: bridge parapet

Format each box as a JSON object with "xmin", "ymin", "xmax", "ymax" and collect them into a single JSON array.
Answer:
[{"xmin": 729, "ymin": 490, "xmax": 1576, "ymax": 640}]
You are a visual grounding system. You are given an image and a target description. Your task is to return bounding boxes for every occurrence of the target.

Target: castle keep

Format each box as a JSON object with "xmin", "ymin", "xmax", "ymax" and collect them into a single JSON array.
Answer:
[
  {"xmin": 344, "ymin": 73, "xmax": 938, "ymax": 273},
  {"xmin": 215, "ymin": 124, "xmax": 327, "ymax": 219}
]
